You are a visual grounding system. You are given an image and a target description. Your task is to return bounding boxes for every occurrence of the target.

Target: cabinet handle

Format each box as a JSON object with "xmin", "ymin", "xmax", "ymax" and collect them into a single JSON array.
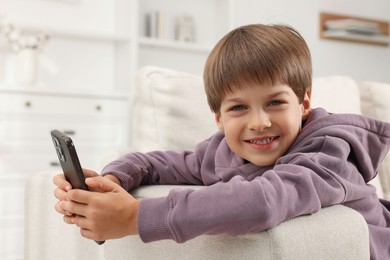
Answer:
[
  {"xmin": 63, "ymin": 130, "xmax": 76, "ymax": 135},
  {"xmin": 24, "ymin": 101, "xmax": 32, "ymax": 108},
  {"xmin": 50, "ymin": 161, "xmax": 60, "ymax": 167},
  {"xmin": 95, "ymin": 104, "xmax": 102, "ymax": 111}
]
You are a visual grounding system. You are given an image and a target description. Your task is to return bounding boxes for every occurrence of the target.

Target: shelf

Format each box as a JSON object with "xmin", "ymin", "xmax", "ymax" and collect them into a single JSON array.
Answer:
[
  {"xmin": 0, "ymin": 83, "xmax": 130, "ymax": 100},
  {"xmin": 139, "ymin": 37, "xmax": 212, "ymax": 53},
  {"xmin": 20, "ymin": 24, "xmax": 131, "ymax": 43}
]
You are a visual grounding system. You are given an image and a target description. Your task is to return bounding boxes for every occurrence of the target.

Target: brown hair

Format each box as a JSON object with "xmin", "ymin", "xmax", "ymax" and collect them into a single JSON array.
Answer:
[{"xmin": 204, "ymin": 24, "xmax": 312, "ymax": 113}]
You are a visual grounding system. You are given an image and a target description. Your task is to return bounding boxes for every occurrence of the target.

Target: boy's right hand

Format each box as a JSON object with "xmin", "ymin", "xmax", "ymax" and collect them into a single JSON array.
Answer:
[{"xmin": 53, "ymin": 169, "xmax": 100, "ymax": 218}]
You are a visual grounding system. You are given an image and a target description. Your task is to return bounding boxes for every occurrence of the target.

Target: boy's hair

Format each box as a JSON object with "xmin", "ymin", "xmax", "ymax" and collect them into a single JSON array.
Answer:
[{"xmin": 204, "ymin": 24, "xmax": 312, "ymax": 113}]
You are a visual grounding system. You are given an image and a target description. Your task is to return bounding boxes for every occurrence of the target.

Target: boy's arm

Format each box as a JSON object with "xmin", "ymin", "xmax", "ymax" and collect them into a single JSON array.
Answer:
[
  {"xmin": 137, "ymin": 138, "xmax": 377, "ymax": 243},
  {"xmin": 101, "ymin": 133, "xmax": 221, "ymax": 191}
]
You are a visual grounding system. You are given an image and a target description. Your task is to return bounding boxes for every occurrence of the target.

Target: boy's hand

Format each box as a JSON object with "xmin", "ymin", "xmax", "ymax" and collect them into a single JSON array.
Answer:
[
  {"xmin": 59, "ymin": 176, "xmax": 140, "ymax": 241},
  {"xmin": 53, "ymin": 169, "xmax": 99, "ymax": 217}
]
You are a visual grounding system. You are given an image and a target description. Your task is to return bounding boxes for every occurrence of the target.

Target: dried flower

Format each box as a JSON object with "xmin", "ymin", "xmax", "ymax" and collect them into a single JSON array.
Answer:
[{"xmin": 0, "ymin": 17, "xmax": 50, "ymax": 52}]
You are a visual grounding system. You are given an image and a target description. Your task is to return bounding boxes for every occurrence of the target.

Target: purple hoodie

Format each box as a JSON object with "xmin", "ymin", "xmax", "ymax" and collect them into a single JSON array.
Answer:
[{"xmin": 102, "ymin": 108, "xmax": 390, "ymax": 259}]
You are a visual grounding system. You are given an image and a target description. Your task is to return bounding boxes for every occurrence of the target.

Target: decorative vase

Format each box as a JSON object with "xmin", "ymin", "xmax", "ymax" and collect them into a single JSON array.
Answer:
[{"xmin": 15, "ymin": 48, "xmax": 38, "ymax": 85}]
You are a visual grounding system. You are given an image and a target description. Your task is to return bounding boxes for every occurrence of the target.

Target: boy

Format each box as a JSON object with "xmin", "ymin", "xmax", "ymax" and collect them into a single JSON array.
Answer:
[{"xmin": 54, "ymin": 24, "xmax": 390, "ymax": 259}]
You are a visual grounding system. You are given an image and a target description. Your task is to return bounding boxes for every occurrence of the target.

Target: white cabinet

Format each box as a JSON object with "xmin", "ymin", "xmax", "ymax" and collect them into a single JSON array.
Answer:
[{"xmin": 0, "ymin": 87, "xmax": 128, "ymax": 260}]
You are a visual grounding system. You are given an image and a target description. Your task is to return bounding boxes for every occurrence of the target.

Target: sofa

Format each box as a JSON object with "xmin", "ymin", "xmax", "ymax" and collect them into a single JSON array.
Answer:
[{"xmin": 25, "ymin": 66, "xmax": 390, "ymax": 259}]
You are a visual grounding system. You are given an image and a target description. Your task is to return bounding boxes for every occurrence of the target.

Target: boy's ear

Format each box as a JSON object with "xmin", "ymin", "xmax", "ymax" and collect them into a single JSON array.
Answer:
[
  {"xmin": 301, "ymin": 89, "xmax": 311, "ymax": 120},
  {"xmin": 215, "ymin": 113, "xmax": 224, "ymax": 132}
]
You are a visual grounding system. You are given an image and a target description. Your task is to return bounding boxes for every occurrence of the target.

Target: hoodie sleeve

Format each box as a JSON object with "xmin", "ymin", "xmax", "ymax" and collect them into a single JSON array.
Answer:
[
  {"xmin": 137, "ymin": 135, "xmax": 378, "ymax": 243},
  {"xmin": 100, "ymin": 133, "xmax": 224, "ymax": 191}
]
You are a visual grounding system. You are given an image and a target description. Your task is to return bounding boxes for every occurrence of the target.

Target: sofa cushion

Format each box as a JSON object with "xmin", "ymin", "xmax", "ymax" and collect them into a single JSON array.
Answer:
[
  {"xmin": 131, "ymin": 66, "xmax": 217, "ymax": 152},
  {"xmin": 359, "ymin": 82, "xmax": 390, "ymax": 199},
  {"xmin": 311, "ymin": 76, "xmax": 361, "ymax": 114}
]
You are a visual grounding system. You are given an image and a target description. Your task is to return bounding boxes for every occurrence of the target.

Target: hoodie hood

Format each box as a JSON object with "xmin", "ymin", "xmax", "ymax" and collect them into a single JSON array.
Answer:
[{"xmin": 290, "ymin": 108, "xmax": 390, "ymax": 182}]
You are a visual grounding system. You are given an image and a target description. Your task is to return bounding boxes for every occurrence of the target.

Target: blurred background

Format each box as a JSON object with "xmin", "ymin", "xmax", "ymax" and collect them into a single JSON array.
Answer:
[{"xmin": 1, "ymin": 0, "xmax": 389, "ymax": 259}]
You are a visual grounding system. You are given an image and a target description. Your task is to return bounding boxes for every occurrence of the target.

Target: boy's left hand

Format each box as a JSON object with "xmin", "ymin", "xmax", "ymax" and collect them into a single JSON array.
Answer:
[{"xmin": 60, "ymin": 176, "xmax": 140, "ymax": 241}]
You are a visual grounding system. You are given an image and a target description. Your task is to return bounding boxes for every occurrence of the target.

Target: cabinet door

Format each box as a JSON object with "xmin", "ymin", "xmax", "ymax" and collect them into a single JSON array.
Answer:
[
  {"xmin": 0, "ymin": 95, "xmax": 127, "ymax": 171},
  {"xmin": 0, "ymin": 92, "xmax": 128, "ymax": 259},
  {"xmin": 0, "ymin": 93, "xmax": 127, "ymax": 116},
  {"xmin": 0, "ymin": 116, "xmax": 125, "ymax": 147}
]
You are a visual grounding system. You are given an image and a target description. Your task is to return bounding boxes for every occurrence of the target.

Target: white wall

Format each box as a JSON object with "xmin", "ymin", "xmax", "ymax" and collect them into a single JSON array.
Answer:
[{"xmin": 234, "ymin": 0, "xmax": 390, "ymax": 83}]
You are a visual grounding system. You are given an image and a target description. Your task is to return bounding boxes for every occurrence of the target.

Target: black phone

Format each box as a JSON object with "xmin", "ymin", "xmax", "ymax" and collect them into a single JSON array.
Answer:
[{"xmin": 51, "ymin": 130, "xmax": 105, "ymax": 245}]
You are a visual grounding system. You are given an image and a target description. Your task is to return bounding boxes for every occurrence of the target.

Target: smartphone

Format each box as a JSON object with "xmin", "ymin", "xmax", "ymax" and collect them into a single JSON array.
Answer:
[{"xmin": 51, "ymin": 130, "xmax": 105, "ymax": 245}]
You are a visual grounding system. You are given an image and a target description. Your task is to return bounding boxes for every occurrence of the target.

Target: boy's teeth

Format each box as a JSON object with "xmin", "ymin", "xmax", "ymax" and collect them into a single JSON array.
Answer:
[{"xmin": 250, "ymin": 137, "xmax": 274, "ymax": 145}]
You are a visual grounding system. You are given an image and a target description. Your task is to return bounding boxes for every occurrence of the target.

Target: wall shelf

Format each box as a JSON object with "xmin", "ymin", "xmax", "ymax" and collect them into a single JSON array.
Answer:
[
  {"xmin": 0, "ymin": 83, "xmax": 130, "ymax": 100},
  {"xmin": 20, "ymin": 24, "xmax": 131, "ymax": 42},
  {"xmin": 139, "ymin": 37, "xmax": 212, "ymax": 53}
]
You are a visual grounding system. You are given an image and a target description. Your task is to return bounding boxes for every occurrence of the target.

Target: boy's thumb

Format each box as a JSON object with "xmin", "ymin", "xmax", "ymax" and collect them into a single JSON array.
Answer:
[{"xmin": 85, "ymin": 176, "xmax": 117, "ymax": 192}]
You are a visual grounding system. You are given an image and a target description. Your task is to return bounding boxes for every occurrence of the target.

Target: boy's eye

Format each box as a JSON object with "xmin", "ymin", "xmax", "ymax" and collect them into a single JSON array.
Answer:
[
  {"xmin": 269, "ymin": 100, "xmax": 283, "ymax": 106},
  {"xmin": 230, "ymin": 105, "xmax": 246, "ymax": 111}
]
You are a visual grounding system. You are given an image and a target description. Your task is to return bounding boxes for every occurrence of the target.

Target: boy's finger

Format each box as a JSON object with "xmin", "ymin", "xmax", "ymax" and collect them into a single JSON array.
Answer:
[
  {"xmin": 53, "ymin": 173, "xmax": 72, "ymax": 191},
  {"xmin": 61, "ymin": 200, "xmax": 87, "ymax": 217},
  {"xmin": 83, "ymin": 169, "xmax": 99, "ymax": 178},
  {"xmin": 85, "ymin": 176, "xmax": 118, "ymax": 193},
  {"xmin": 54, "ymin": 188, "xmax": 67, "ymax": 201},
  {"xmin": 55, "ymin": 201, "xmax": 66, "ymax": 214},
  {"xmin": 66, "ymin": 189, "xmax": 91, "ymax": 204},
  {"xmin": 72, "ymin": 214, "xmax": 91, "ymax": 230},
  {"xmin": 55, "ymin": 200, "xmax": 74, "ymax": 215},
  {"xmin": 63, "ymin": 215, "xmax": 77, "ymax": 225}
]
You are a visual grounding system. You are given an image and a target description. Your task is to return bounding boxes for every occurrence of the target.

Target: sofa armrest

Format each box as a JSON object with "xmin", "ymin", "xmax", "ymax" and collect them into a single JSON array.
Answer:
[
  {"xmin": 104, "ymin": 185, "xmax": 369, "ymax": 260},
  {"xmin": 24, "ymin": 171, "xmax": 105, "ymax": 260},
  {"xmin": 25, "ymin": 172, "xmax": 369, "ymax": 260}
]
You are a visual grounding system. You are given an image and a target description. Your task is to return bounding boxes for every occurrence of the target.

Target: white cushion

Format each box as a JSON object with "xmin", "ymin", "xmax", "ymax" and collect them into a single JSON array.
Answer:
[
  {"xmin": 359, "ymin": 82, "xmax": 390, "ymax": 199},
  {"xmin": 312, "ymin": 76, "xmax": 361, "ymax": 114},
  {"xmin": 131, "ymin": 66, "xmax": 217, "ymax": 152}
]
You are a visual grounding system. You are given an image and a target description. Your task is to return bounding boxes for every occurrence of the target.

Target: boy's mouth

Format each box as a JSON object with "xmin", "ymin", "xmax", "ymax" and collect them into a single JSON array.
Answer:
[
  {"xmin": 248, "ymin": 137, "xmax": 275, "ymax": 145},
  {"xmin": 245, "ymin": 136, "xmax": 278, "ymax": 145}
]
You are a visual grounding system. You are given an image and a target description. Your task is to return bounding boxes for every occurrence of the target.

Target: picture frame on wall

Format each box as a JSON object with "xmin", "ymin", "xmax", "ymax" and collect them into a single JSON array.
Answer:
[{"xmin": 319, "ymin": 12, "xmax": 389, "ymax": 47}]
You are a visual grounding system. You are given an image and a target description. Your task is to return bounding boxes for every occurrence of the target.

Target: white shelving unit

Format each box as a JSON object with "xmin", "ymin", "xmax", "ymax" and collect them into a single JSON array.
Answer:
[
  {"xmin": 0, "ymin": 0, "xmax": 236, "ymax": 259},
  {"xmin": 1, "ymin": 0, "xmax": 236, "ymax": 93},
  {"xmin": 136, "ymin": 0, "xmax": 236, "ymax": 76}
]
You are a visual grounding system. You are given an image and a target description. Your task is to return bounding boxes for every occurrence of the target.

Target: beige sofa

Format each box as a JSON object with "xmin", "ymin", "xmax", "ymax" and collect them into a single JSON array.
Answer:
[{"xmin": 25, "ymin": 66, "xmax": 390, "ymax": 259}]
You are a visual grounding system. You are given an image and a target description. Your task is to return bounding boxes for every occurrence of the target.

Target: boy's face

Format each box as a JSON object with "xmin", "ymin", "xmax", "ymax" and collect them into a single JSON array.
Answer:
[{"xmin": 215, "ymin": 83, "xmax": 311, "ymax": 166}]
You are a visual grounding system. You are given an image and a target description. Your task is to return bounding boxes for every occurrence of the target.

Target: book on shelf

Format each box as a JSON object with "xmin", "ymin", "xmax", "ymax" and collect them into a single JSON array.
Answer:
[
  {"xmin": 144, "ymin": 11, "xmax": 195, "ymax": 43},
  {"xmin": 144, "ymin": 11, "xmax": 171, "ymax": 40}
]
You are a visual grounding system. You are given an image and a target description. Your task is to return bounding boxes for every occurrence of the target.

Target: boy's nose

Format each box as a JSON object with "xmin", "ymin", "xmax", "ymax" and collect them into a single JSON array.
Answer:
[{"xmin": 248, "ymin": 112, "xmax": 272, "ymax": 132}]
